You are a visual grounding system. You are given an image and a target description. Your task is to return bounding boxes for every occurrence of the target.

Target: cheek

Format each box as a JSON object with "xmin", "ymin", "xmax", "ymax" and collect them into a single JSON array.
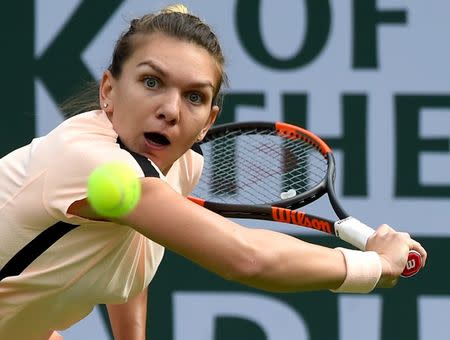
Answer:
[
  {"xmin": 113, "ymin": 80, "xmax": 140, "ymax": 108},
  {"xmin": 192, "ymin": 107, "xmax": 214, "ymax": 125},
  {"xmin": 110, "ymin": 109, "xmax": 135, "ymax": 136},
  {"xmin": 188, "ymin": 117, "xmax": 208, "ymax": 136},
  {"xmin": 182, "ymin": 129, "xmax": 199, "ymax": 144},
  {"xmin": 114, "ymin": 93, "xmax": 135, "ymax": 112},
  {"xmin": 176, "ymin": 126, "xmax": 200, "ymax": 148}
]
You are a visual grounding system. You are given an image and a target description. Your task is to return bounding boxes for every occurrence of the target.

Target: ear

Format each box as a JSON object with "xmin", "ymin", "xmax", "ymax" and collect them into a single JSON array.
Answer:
[
  {"xmin": 99, "ymin": 70, "xmax": 114, "ymax": 112},
  {"xmin": 198, "ymin": 105, "xmax": 220, "ymax": 141}
]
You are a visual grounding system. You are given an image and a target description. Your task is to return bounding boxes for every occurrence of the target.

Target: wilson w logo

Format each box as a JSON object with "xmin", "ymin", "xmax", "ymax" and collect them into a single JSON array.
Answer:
[
  {"xmin": 406, "ymin": 259, "xmax": 416, "ymax": 270},
  {"xmin": 271, "ymin": 207, "xmax": 332, "ymax": 233}
]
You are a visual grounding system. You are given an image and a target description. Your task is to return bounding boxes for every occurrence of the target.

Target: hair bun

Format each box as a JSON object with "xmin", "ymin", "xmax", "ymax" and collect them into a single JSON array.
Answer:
[{"xmin": 161, "ymin": 4, "xmax": 189, "ymax": 14}]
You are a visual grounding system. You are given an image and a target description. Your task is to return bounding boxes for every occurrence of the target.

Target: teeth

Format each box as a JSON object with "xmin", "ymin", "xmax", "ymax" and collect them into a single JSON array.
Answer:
[
  {"xmin": 145, "ymin": 132, "xmax": 169, "ymax": 145},
  {"xmin": 148, "ymin": 139, "xmax": 163, "ymax": 146}
]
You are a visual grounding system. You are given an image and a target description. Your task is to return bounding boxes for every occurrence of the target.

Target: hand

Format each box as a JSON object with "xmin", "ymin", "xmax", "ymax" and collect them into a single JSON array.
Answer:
[{"xmin": 365, "ymin": 224, "xmax": 427, "ymax": 288}]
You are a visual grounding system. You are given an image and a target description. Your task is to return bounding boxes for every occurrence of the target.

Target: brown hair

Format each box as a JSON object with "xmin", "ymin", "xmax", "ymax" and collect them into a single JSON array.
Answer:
[{"xmin": 62, "ymin": 4, "xmax": 227, "ymax": 116}]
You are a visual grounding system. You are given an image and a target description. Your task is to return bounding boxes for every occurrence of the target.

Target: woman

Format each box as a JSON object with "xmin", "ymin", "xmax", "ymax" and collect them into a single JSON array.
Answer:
[{"xmin": 0, "ymin": 4, "xmax": 426, "ymax": 340}]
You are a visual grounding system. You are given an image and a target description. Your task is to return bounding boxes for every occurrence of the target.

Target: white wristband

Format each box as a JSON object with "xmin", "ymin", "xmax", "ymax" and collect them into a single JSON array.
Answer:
[{"xmin": 331, "ymin": 247, "xmax": 382, "ymax": 293}]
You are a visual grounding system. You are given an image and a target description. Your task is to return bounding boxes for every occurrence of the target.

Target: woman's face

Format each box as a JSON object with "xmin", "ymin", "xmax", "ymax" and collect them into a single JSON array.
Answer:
[{"xmin": 101, "ymin": 32, "xmax": 220, "ymax": 174}]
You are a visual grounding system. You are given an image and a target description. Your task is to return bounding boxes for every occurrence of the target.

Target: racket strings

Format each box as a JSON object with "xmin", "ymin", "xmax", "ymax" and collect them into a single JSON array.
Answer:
[{"xmin": 194, "ymin": 128, "xmax": 328, "ymax": 205}]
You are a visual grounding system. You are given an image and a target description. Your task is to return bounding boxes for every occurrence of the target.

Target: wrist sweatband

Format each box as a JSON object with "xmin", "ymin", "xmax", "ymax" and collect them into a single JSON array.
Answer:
[{"xmin": 330, "ymin": 247, "xmax": 382, "ymax": 293}]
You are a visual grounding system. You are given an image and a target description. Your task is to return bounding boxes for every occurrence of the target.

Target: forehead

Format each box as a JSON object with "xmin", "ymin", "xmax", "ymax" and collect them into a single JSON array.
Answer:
[{"xmin": 126, "ymin": 32, "xmax": 220, "ymax": 82}]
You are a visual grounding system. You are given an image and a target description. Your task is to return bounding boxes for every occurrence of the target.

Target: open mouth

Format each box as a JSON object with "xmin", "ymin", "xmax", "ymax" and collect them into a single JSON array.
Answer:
[{"xmin": 144, "ymin": 132, "xmax": 170, "ymax": 146}]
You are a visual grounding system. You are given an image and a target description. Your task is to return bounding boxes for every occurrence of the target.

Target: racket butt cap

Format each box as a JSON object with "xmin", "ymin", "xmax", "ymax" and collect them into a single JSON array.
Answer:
[{"xmin": 401, "ymin": 250, "xmax": 422, "ymax": 278}]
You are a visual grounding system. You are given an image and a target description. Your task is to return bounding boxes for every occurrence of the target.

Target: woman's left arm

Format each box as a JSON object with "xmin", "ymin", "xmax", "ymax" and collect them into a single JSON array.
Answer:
[{"xmin": 106, "ymin": 288, "xmax": 148, "ymax": 340}]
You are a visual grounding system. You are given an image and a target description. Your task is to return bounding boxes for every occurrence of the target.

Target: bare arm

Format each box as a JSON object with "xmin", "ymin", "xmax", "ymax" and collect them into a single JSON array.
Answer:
[
  {"xmin": 106, "ymin": 288, "xmax": 148, "ymax": 340},
  {"xmin": 69, "ymin": 177, "xmax": 426, "ymax": 292},
  {"xmin": 70, "ymin": 177, "xmax": 346, "ymax": 291},
  {"xmin": 134, "ymin": 179, "xmax": 352, "ymax": 291}
]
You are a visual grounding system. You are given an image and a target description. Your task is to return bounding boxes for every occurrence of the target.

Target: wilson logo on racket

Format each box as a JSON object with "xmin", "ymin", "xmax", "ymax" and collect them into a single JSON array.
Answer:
[
  {"xmin": 271, "ymin": 207, "xmax": 332, "ymax": 233},
  {"xmin": 406, "ymin": 259, "xmax": 416, "ymax": 270},
  {"xmin": 401, "ymin": 251, "xmax": 422, "ymax": 277}
]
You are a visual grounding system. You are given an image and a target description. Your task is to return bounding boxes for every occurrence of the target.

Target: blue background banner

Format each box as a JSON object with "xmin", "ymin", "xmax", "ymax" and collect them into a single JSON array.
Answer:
[{"xmin": 2, "ymin": 1, "xmax": 449, "ymax": 339}]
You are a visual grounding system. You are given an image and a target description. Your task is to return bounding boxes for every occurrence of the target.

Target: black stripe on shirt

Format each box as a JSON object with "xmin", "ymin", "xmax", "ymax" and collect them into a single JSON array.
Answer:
[
  {"xmin": 0, "ymin": 222, "xmax": 78, "ymax": 281},
  {"xmin": 0, "ymin": 140, "xmax": 162, "ymax": 281},
  {"xmin": 191, "ymin": 142, "xmax": 203, "ymax": 155},
  {"xmin": 117, "ymin": 138, "xmax": 160, "ymax": 178}
]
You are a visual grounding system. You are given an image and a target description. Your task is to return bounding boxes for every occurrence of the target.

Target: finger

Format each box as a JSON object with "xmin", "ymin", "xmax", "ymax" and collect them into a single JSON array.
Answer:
[
  {"xmin": 398, "ymin": 232, "xmax": 411, "ymax": 240},
  {"xmin": 409, "ymin": 239, "xmax": 427, "ymax": 267}
]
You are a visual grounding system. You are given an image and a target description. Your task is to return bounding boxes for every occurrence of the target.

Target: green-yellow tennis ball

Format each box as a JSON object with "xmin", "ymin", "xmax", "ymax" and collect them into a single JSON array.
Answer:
[{"xmin": 87, "ymin": 162, "xmax": 141, "ymax": 218}]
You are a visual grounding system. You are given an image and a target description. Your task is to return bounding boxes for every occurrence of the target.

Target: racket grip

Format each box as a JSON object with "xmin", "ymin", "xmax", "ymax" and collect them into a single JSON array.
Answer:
[
  {"xmin": 334, "ymin": 217, "xmax": 373, "ymax": 250},
  {"xmin": 334, "ymin": 217, "xmax": 422, "ymax": 278}
]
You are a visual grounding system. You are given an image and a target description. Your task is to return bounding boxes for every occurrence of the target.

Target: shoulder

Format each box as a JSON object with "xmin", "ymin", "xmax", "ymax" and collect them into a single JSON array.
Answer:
[
  {"xmin": 56, "ymin": 110, "xmax": 117, "ymax": 143},
  {"xmin": 165, "ymin": 143, "xmax": 204, "ymax": 196},
  {"xmin": 36, "ymin": 111, "xmax": 149, "ymax": 181}
]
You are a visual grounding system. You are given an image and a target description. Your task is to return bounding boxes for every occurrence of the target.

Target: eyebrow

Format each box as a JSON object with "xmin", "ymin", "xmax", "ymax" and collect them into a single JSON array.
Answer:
[
  {"xmin": 136, "ymin": 59, "xmax": 216, "ymax": 92},
  {"xmin": 137, "ymin": 60, "xmax": 167, "ymax": 76}
]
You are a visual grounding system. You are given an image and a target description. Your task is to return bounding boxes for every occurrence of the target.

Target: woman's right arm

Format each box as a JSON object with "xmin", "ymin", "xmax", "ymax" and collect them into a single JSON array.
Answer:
[{"xmin": 69, "ymin": 177, "xmax": 426, "ymax": 292}]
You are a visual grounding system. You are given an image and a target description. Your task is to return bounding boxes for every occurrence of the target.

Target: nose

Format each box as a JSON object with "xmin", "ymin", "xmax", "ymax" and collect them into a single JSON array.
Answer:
[{"xmin": 156, "ymin": 89, "xmax": 181, "ymax": 125}]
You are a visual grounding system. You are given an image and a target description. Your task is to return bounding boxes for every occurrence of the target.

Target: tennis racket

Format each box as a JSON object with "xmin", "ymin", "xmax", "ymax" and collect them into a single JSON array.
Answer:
[{"xmin": 189, "ymin": 121, "xmax": 422, "ymax": 278}]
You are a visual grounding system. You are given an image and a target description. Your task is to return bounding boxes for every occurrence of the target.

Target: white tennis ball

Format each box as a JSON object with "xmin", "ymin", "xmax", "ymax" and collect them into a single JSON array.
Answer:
[{"xmin": 87, "ymin": 162, "xmax": 141, "ymax": 218}]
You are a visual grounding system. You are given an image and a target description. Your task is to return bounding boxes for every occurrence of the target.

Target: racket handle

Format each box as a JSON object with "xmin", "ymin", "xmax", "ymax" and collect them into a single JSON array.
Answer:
[{"xmin": 334, "ymin": 217, "xmax": 422, "ymax": 278}]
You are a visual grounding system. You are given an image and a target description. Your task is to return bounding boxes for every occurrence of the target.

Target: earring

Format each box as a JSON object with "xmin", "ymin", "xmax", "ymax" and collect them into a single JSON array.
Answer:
[{"xmin": 103, "ymin": 103, "xmax": 108, "ymax": 108}]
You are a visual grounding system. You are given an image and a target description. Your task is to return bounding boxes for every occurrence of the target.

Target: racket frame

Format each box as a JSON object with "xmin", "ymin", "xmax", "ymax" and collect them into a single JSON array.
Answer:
[
  {"xmin": 189, "ymin": 121, "xmax": 422, "ymax": 277},
  {"xmin": 190, "ymin": 121, "xmax": 342, "ymax": 235}
]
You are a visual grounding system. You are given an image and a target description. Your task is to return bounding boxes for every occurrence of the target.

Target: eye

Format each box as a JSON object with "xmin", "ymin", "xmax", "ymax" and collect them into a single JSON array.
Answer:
[
  {"xmin": 143, "ymin": 77, "xmax": 160, "ymax": 89},
  {"xmin": 187, "ymin": 92, "xmax": 204, "ymax": 104}
]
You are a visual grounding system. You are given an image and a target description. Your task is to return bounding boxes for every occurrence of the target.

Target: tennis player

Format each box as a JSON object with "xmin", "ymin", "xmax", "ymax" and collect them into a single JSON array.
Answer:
[{"xmin": 0, "ymin": 4, "xmax": 426, "ymax": 339}]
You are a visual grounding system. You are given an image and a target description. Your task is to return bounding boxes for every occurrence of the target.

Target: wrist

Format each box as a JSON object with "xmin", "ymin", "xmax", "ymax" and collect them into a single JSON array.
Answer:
[{"xmin": 330, "ymin": 247, "xmax": 382, "ymax": 293}]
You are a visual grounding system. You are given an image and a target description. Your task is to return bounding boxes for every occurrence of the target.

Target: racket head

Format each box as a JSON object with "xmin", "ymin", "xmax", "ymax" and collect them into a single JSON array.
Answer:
[{"xmin": 191, "ymin": 121, "xmax": 334, "ymax": 213}]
